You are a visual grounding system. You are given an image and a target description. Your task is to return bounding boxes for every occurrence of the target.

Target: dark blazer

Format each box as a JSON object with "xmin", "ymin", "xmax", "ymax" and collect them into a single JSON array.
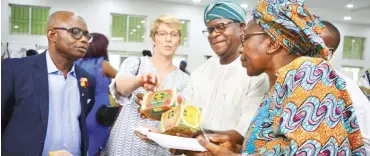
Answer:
[{"xmin": 1, "ymin": 52, "xmax": 96, "ymax": 156}]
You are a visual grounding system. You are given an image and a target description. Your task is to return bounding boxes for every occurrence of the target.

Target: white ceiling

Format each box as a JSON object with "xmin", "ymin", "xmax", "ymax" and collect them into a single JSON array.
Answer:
[{"xmin": 152, "ymin": 0, "xmax": 370, "ymax": 25}]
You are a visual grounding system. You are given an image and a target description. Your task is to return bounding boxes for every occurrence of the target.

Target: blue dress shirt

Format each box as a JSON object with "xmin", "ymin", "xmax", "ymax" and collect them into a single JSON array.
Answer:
[{"xmin": 42, "ymin": 51, "xmax": 81, "ymax": 156}]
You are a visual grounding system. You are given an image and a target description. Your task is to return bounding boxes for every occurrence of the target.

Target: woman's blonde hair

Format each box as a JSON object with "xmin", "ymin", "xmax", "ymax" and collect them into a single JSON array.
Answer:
[{"xmin": 150, "ymin": 15, "xmax": 182, "ymax": 42}]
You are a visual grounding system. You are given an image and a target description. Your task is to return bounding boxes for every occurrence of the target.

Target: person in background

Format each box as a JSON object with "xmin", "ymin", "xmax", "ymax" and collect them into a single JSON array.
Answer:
[
  {"xmin": 26, "ymin": 49, "xmax": 38, "ymax": 56},
  {"xmin": 74, "ymin": 32, "xmax": 117, "ymax": 156},
  {"xmin": 358, "ymin": 70, "xmax": 370, "ymax": 100},
  {"xmin": 179, "ymin": 60, "xmax": 190, "ymax": 75},
  {"xmin": 105, "ymin": 14, "xmax": 189, "ymax": 156},
  {"xmin": 2, "ymin": 11, "xmax": 95, "ymax": 156},
  {"xmin": 17, "ymin": 48, "xmax": 28, "ymax": 58},
  {"xmin": 321, "ymin": 20, "xmax": 370, "ymax": 155},
  {"xmin": 197, "ymin": 0, "xmax": 366, "ymax": 155},
  {"xmin": 142, "ymin": 49, "xmax": 152, "ymax": 57}
]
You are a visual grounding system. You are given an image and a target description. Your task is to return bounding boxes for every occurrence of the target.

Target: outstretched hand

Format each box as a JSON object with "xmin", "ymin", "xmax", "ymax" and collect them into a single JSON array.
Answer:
[
  {"xmin": 197, "ymin": 135, "xmax": 239, "ymax": 156},
  {"xmin": 138, "ymin": 73, "xmax": 161, "ymax": 92}
]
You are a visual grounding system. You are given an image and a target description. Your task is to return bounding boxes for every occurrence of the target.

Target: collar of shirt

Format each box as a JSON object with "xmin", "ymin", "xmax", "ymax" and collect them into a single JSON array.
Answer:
[
  {"xmin": 214, "ymin": 55, "xmax": 241, "ymax": 68},
  {"xmin": 230, "ymin": 55, "xmax": 242, "ymax": 66},
  {"xmin": 46, "ymin": 51, "xmax": 76, "ymax": 77}
]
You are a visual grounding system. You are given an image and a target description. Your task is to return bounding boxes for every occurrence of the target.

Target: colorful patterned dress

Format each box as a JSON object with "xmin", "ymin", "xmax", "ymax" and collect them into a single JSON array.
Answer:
[{"xmin": 243, "ymin": 57, "xmax": 366, "ymax": 155}]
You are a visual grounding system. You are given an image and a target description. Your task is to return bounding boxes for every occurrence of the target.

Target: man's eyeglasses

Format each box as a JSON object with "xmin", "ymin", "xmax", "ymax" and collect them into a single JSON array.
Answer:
[
  {"xmin": 202, "ymin": 21, "xmax": 237, "ymax": 37},
  {"xmin": 239, "ymin": 32, "xmax": 266, "ymax": 46},
  {"xmin": 327, "ymin": 47, "xmax": 335, "ymax": 62},
  {"xmin": 328, "ymin": 48, "xmax": 335, "ymax": 54},
  {"xmin": 52, "ymin": 27, "xmax": 93, "ymax": 43}
]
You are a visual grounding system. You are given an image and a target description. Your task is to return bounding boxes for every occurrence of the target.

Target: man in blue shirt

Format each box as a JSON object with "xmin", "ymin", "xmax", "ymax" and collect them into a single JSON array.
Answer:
[{"xmin": 2, "ymin": 11, "xmax": 96, "ymax": 156}]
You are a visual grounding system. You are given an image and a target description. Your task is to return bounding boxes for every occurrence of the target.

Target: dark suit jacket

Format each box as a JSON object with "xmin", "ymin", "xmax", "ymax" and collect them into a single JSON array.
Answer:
[{"xmin": 1, "ymin": 52, "xmax": 96, "ymax": 156}]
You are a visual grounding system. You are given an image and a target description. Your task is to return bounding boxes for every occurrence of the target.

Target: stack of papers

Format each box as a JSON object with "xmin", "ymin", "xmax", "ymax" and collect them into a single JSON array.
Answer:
[{"xmin": 133, "ymin": 126, "xmax": 207, "ymax": 152}]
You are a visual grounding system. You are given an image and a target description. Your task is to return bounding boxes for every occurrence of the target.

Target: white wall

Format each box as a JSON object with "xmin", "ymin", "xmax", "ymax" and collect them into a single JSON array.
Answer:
[
  {"xmin": 1, "ymin": 0, "xmax": 370, "ymax": 75},
  {"xmin": 1, "ymin": 0, "xmax": 212, "ymax": 72}
]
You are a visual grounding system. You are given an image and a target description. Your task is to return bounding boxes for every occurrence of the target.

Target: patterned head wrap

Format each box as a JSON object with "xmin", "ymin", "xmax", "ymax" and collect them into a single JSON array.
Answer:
[
  {"xmin": 252, "ymin": 0, "xmax": 329, "ymax": 59},
  {"xmin": 204, "ymin": 0, "xmax": 246, "ymax": 25}
]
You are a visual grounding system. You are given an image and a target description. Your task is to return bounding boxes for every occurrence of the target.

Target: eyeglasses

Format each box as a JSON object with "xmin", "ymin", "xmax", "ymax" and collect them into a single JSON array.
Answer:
[
  {"xmin": 156, "ymin": 31, "xmax": 180, "ymax": 39},
  {"xmin": 52, "ymin": 27, "xmax": 93, "ymax": 43},
  {"xmin": 328, "ymin": 48, "xmax": 335, "ymax": 54},
  {"xmin": 327, "ymin": 47, "xmax": 335, "ymax": 62},
  {"xmin": 202, "ymin": 21, "xmax": 236, "ymax": 37},
  {"xmin": 239, "ymin": 32, "xmax": 266, "ymax": 46}
]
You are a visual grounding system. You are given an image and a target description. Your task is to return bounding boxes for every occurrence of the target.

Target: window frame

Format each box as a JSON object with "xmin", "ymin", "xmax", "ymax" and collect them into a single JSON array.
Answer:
[
  {"xmin": 342, "ymin": 36, "xmax": 365, "ymax": 60},
  {"xmin": 111, "ymin": 13, "xmax": 146, "ymax": 43},
  {"xmin": 179, "ymin": 19, "xmax": 190, "ymax": 47},
  {"xmin": 9, "ymin": 4, "xmax": 50, "ymax": 35}
]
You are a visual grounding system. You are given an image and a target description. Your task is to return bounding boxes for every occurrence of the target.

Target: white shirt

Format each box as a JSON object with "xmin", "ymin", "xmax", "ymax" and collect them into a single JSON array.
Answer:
[
  {"xmin": 183, "ymin": 56, "xmax": 269, "ymax": 135},
  {"xmin": 337, "ymin": 71, "xmax": 370, "ymax": 155}
]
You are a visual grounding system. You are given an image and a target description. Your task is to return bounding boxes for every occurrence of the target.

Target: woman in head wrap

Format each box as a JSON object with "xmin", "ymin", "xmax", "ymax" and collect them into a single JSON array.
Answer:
[{"xmin": 196, "ymin": 0, "xmax": 366, "ymax": 155}]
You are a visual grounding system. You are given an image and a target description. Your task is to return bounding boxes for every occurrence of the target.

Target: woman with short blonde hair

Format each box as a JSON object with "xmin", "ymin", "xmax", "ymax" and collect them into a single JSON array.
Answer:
[
  {"xmin": 104, "ymin": 14, "xmax": 189, "ymax": 156},
  {"xmin": 149, "ymin": 15, "xmax": 182, "ymax": 42}
]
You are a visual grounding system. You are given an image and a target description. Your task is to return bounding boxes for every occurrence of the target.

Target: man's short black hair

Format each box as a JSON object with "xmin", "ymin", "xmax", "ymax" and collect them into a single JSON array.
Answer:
[
  {"xmin": 26, "ymin": 49, "xmax": 38, "ymax": 56},
  {"xmin": 142, "ymin": 50, "xmax": 152, "ymax": 57},
  {"xmin": 322, "ymin": 20, "xmax": 341, "ymax": 50}
]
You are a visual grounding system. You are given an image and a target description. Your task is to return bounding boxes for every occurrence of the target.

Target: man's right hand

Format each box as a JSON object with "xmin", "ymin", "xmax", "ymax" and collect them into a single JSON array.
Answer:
[
  {"xmin": 197, "ymin": 135, "xmax": 241, "ymax": 156},
  {"xmin": 172, "ymin": 131, "xmax": 234, "ymax": 156},
  {"xmin": 206, "ymin": 133, "xmax": 241, "ymax": 153}
]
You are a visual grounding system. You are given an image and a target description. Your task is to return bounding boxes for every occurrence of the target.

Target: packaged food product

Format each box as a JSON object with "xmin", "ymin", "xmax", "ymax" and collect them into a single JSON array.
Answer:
[
  {"xmin": 160, "ymin": 104, "xmax": 201, "ymax": 136},
  {"xmin": 48, "ymin": 150, "xmax": 73, "ymax": 156},
  {"xmin": 140, "ymin": 89, "xmax": 180, "ymax": 120}
]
